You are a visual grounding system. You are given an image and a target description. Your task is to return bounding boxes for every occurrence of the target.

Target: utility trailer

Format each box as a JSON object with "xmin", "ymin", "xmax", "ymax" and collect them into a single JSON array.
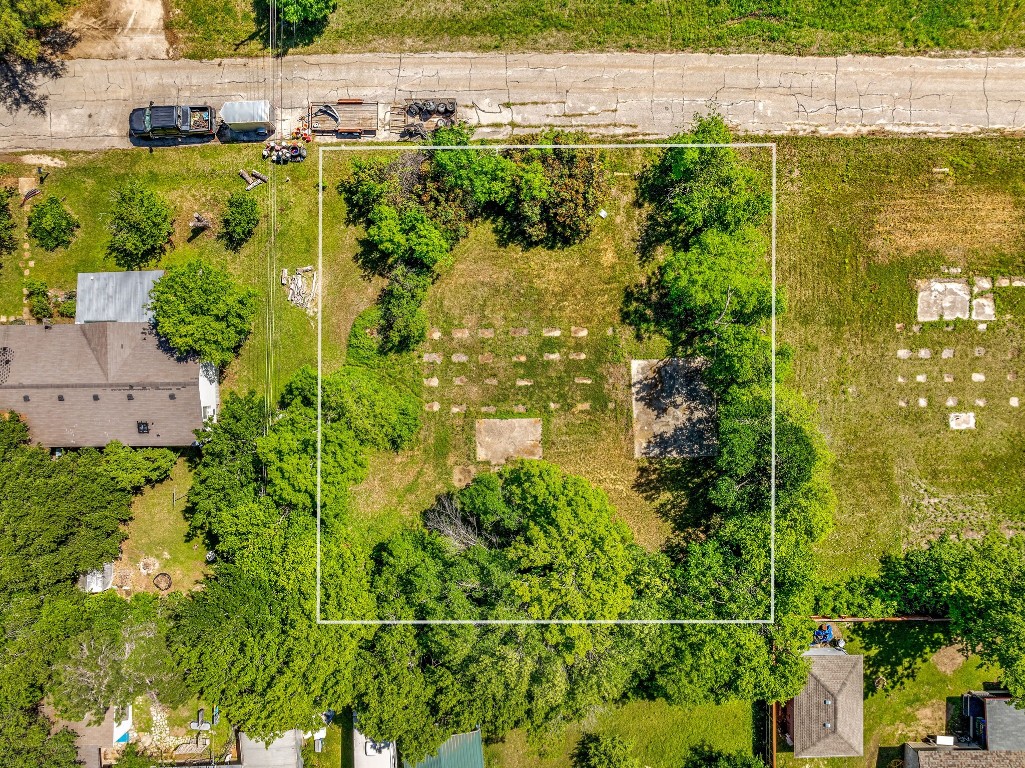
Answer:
[{"xmin": 308, "ymin": 100, "xmax": 379, "ymax": 137}]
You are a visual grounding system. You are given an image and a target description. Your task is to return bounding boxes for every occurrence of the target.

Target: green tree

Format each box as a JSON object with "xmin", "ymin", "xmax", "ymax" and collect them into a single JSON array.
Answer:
[
  {"xmin": 106, "ymin": 183, "xmax": 173, "ymax": 269},
  {"xmin": 637, "ymin": 115, "xmax": 770, "ymax": 253},
  {"xmin": 113, "ymin": 745, "xmax": 158, "ymax": 768},
  {"xmin": 0, "ymin": 187, "xmax": 19, "ymax": 255},
  {"xmin": 101, "ymin": 441, "xmax": 176, "ymax": 491},
  {"xmin": 52, "ymin": 594, "xmax": 187, "ymax": 721},
  {"xmin": 378, "ymin": 266, "xmax": 431, "ymax": 353},
  {"xmin": 572, "ymin": 733, "xmax": 640, "ymax": 768},
  {"xmin": 23, "ymin": 278, "xmax": 52, "ymax": 319},
  {"xmin": 148, "ymin": 259, "xmax": 258, "ymax": 366},
  {"xmin": 278, "ymin": 0, "xmax": 335, "ymax": 24},
  {"xmin": 221, "ymin": 192, "xmax": 260, "ymax": 251},
  {"xmin": 0, "ymin": 0, "xmax": 77, "ymax": 60},
  {"xmin": 27, "ymin": 196, "xmax": 79, "ymax": 250}
]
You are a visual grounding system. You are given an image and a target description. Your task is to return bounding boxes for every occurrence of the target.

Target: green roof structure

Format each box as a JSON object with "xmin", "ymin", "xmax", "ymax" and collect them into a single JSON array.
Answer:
[{"xmin": 404, "ymin": 730, "xmax": 484, "ymax": 768}]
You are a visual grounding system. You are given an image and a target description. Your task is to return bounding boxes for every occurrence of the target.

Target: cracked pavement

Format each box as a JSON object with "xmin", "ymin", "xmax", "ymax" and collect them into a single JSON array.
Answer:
[{"xmin": 3, "ymin": 52, "xmax": 1025, "ymax": 150}]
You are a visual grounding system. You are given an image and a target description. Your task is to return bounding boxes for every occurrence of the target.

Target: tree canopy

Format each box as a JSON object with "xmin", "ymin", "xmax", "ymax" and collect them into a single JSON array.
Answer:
[
  {"xmin": 27, "ymin": 196, "xmax": 79, "ymax": 251},
  {"xmin": 106, "ymin": 183, "xmax": 173, "ymax": 269},
  {"xmin": 149, "ymin": 259, "xmax": 258, "ymax": 367}
]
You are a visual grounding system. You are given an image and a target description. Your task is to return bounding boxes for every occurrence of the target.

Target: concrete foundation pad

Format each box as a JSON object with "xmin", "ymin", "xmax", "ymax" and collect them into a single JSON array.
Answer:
[{"xmin": 475, "ymin": 418, "xmax": 542, "ymax": 464}]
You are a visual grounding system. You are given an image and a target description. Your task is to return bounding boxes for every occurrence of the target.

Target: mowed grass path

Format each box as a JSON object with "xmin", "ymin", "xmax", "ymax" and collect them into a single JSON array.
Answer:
[
  {"xmin": 168, "ymin": 0, "xmax": 1025, "ymax": 60},
  {"xmin": 774, "ymin": 136, "xmax": 1025, "ymax": 579}
]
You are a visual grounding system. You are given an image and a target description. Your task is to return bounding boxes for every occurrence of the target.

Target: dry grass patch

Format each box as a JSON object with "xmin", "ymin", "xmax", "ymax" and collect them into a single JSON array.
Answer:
[{"xmin": 869, "ymin": 185, "xmax": 1025, "ymax": 264}]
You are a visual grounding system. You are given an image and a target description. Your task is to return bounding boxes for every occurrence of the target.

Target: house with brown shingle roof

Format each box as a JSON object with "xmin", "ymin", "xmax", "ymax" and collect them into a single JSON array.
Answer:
[
  {"xmin": 0, "ymin": 321, "xmax": 216, "ymax": 447},
  {"xmin": 785, "ymin": 647, "xmax": 864, "ymax": 758}
]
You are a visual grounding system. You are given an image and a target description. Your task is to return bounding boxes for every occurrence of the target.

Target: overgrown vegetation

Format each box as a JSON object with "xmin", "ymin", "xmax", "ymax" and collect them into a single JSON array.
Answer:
[
  {"xmin": 0, "ymin": 187, "xmax": 16, "ymax": 256},
  {"xmin": 106, "ymin": 182, "xmax": 174, "ymax": 270},
  {"xmin": 149, "ymin": 259, "xmax": 258, "ymax": 366},
  {"xmin": 0, "ymin": 0, "xmax": 76, "ymax": 59},
  {"xmin": 27, "ymin": 196, "xmax": 79, "ymax": 251},
  {"xmin": 220, "ymin": 192, "xmax": 260, "ymax": 251},
  {"xmin": 338, "ymin": 126, "xmax": 608, "ymax": 352},
  {"xmin": 0, "ymin": 413, "xmax": 177, "ymax": 768}
]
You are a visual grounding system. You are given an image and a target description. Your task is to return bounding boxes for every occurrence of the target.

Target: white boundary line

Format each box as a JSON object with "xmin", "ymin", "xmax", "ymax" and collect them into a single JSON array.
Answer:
[{"xmin": 316, "ymin": 141, "xmax": 777, "ymax": 625}]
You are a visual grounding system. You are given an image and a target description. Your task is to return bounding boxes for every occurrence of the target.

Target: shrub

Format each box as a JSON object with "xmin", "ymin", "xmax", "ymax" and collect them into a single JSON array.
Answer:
[
  {"xmin": 56, "ymin": 298, "xmax": 76, "ymax": 318},
  {"xmin": 27, "ymin": 196, "xmax": 79, "ymax": 250},
  {"xmin": 148, "ymin": 259, "xmax": 258, "ymax": 366},
  {"xmin": 221, "ymin": 192, "xmax": 260, "ymax": 251},
  {"xmin": 106, "ymin": 182, "xmax": 173, "ymax": 269},
  {"xmin": 0, "ymin": 187, "xmax": 17, "ymax": 255},
  {"xmin": 24, "ymin": 279, "xmax": 52, "ymax": 319},
  {"xmin": 378, "ymin": 266, "xmax": 431, "ymax": 353},
  {"xmin": 279, "ymin": 0, "xmax": 336, "ymax": 24},
  {"xmin": 572, "ymin": 733, "xmax": 639, "ymax": 768}
]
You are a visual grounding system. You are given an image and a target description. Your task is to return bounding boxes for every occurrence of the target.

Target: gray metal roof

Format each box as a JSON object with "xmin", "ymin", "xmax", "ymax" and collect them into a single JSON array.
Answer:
[
  {"xmin": 986, "ymin": 699, "xmax": 1025, "ymax": 750},
  {"xmin": 794, "ymin": 653, "xmax": 864, "ymax": 758},
  {"xmin": 76, "ymin": 270, "xmax": 164, "ymax": 324}
]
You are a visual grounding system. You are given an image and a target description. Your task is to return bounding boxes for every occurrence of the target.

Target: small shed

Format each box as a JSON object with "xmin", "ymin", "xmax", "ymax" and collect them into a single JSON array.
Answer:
[
  {"xmin": 220, "ymin": 101, "xmax": 275, "ymax": 133},
  {"xmin": 963, "ymin": 691, "xmax": 1025, "ymax": 750},
  {"xmin": 78, "ymin": 562, "xmax": 115, "ymax": 593},
  {"xmin": 76, "ymin": 270, "xmax": 164, "ymax": 324},
  {"xmin": 788, "ymin": 648, "xmax": 864, "ymax": 758},
  {"xmin": 404, "ymin": 730, "xmax": 485, "ymax": 768}
]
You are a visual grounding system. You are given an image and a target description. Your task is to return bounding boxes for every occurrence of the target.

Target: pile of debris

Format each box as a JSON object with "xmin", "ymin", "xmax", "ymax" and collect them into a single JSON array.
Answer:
[
  {"xmin": 263, "ymin": 141, "xmax": 308, "ymax": 164},
  {"xmin": 282, "ymin": 265, "xmax": 317, "ymax": 311}
]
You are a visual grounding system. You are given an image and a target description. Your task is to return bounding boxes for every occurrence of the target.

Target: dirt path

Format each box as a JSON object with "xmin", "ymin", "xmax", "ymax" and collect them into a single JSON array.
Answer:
[{"xmin": 67, "ymin": 0, "xmax": 169, "ymax": 59}]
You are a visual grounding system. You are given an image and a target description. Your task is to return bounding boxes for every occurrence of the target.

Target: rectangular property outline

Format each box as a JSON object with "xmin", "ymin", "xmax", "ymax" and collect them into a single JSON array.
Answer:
[{"xmin": 315, "ymin": 142, "xmax": 777, "ymax": 625}]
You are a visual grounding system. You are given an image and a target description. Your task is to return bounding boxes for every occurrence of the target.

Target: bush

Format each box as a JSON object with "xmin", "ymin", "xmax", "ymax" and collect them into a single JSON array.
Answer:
[
  {"xmin": 0, "ymin": 187, "xmax": 17, "ymax": 255},
  {"xmin": 572, "ymin": 733, "xmax": 639, "ymax": 768},
  {"xmin": 221, "ymin": 193, "xmax": 260, "ymax": 251},
  {"xmin": 27, "ymin": 196, "xmax": 79, "ymax": 250},
  {"xmin": 56, "ymin": 298, "xmax": 76, "ymax": 318},
  {"xmin": 279, "ymin": 0, "xmax": 336, "ymax": 24},
  {"xmin": 24, "ymin": 279, "xmax": 52, "ymax": 319},
  {"xmin": 148, "ymin": 259, "xmax": 258, "ymax": 367},
  {"xmin": 378, "ymin": 266, "xmax": 431, "ymax": 353},
  {"xmin": 106, "ymin": 183, "xmax": 173, "ymax": 269}
]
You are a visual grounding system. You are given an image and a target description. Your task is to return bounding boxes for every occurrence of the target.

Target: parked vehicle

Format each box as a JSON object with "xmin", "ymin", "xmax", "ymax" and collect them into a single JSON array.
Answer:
[{"xmin": 129, "ymin": 104, "xmax": 216, "ymax": 139}]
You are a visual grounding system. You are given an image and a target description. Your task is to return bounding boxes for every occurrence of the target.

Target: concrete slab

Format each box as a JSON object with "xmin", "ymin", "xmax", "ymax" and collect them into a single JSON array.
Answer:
[
  {"xmin": 917, "ymin": 278, "xmax": 970, "ymax": 322},
  {"xmin": 475, "ymin": 418, "xmax": 542, "ymax": 464},
  {"xmin": 631, "ymin": 358, "xmax": 717, "ymax": 459}
]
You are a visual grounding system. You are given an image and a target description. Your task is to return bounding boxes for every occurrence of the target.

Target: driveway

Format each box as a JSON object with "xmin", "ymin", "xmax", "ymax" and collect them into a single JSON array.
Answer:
[{"xmin": 2, "ymin": 52, "xmax": 1024, "ymax": 150}]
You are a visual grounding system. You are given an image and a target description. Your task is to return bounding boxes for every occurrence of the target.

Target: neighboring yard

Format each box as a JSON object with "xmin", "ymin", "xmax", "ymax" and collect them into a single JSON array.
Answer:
[
  {"xmin": 778, "ymin": 623, "xmax": 998, "ymax": 768},
  {"xmin": 486, "ymin": 699, "xmax": 754, "ymax": 768},
  {"xmin": 773, "ymin": 137, "xmax": 1025, "ymax": 579},
  {"xmin": 119, "ymin": 459, "xmax": 207, "ymax": 593},
  {"xmin": 165, "ymin": 0, "xmax": 1025, "ymax": 60}
]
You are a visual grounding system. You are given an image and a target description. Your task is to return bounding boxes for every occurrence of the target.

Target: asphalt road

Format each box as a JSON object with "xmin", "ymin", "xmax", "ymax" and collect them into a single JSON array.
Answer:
[{"xmin": 2, "ymin": 52, "xmax": 1025, "ymax": 150}]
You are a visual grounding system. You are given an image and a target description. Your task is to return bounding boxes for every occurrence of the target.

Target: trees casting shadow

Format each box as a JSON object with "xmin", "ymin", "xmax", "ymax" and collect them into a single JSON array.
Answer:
[
  {"xmin": 0, "ymin": 28, "xmax": 77, "ymax": 116},
  {"xmin": 858, "ymin": 621, "xmax": 952, "ymax": 693}
]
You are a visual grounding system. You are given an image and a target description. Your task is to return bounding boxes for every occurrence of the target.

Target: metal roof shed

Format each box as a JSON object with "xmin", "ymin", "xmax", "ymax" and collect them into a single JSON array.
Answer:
[
  {"xmin": 221, "ymin": 100, "xmax": 274, "ymax": 132},
  {"xmin": 404, "ymin": 730, "xmax": 485, "ymax": 768},
  {"xmin": 76, "ymin": 270, "xmax": 164, "ymax": 324}
]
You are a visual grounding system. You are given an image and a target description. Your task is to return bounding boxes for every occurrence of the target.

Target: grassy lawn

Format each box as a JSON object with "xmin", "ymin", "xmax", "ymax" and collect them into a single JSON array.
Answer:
[
  {"xmin": 120, "ymin": 458, "xmax": 207, "ymax": 593},
  {"xmin": 0, "ymin": 147, "xmax": 361, "ymax": 402},
  {"xmin": 166, "ymin": 0, "xmax": 1025, "ymax": 60},
  {"xmin": 778, "ymin": 623, "xmax": 998, "ymax": 768},
  {"xmin": 486, "ymin": 699, "xmax": 753, "ymax": 768},
  {"xmin": 772, "ymin": 136, "xmax": 1025, "ymax": 580},
  {"xmin": 310, "ymin": 723, "xmax": 343, "ymax": 768}
]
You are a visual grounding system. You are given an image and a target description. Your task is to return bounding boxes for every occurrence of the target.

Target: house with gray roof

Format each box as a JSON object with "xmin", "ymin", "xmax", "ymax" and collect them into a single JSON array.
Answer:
[
  {"xmin": 0, "ymin": 322, "xmax": 216, "ymax": 447},
  {"xmin": 75, "ymin": 270, "xmax": 164, "ymax": 324},
  {"xmin": 786, "ymin": 647, "xmax": 864, "ymax": 758}
]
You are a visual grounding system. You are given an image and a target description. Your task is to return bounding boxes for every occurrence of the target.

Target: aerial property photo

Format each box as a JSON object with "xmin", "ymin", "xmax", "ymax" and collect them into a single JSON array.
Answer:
[{"xmin": 3, "ymin": 3, "xmax": 1025, "ymax": 768}]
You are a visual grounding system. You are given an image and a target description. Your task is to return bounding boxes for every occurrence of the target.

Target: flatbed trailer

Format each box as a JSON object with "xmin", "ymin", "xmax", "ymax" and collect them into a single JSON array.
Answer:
[{"xmin": 308, "ymin": 100, "xmax": 379, "ymax": 136}]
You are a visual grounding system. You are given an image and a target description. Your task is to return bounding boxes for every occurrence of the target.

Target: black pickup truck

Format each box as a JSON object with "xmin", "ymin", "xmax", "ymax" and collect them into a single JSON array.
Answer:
[{"xmin": 129, "ymin": 104, "xmax": 216, "ymax": 139}]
